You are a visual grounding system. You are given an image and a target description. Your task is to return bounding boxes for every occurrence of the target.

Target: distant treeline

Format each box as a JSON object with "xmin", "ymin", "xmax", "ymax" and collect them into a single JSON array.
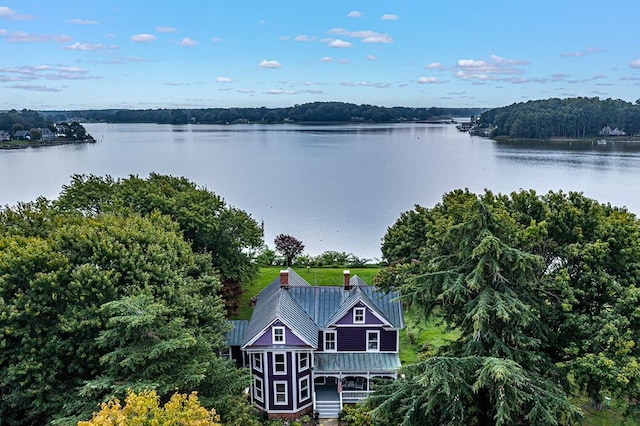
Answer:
[
  {"xmin": 42, "ymin": 102, "xmax": 484, "ymax": 124},
  {"xmin": 477, "ymin": 97, "xmax": 640, "ymax": 139},
  {"xmin": 0, "ymin": 109, "xmax": 54, "ymax": 132}
]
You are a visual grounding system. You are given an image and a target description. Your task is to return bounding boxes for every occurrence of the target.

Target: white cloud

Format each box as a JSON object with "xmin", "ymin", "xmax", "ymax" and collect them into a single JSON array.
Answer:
[
  {"xmin": 367, "ymin": 54, "xmax": 376, "ymax": 61},
  {"xmin": 294, "ymin": 34, "xmax": 316, "ymax": 42},
  {"xmin": 338, "ymin": 59, "xmax": 351, "ymax": 64},
  {"xmin": 68, "ymin": 18, "xmax": 98, "ymax": 25},
  {"xmin": 347, "ymin": 10, "xmax": 362, "ymax": 18},
  {"xmin": 156, "ymin": 26, "xmax": 177, "ymax": 33},
  {"xmin": 216, "ymin": 76, "xmax": 234, "ymax": 83},
  {"xmin": 2, "ymin": 31, "xmax": 72, "ymax": 43},
  {"xmin": 237, "ymin": 89, "xmax": 254, "ymax": 93},
  {"xmin": 629, "ymin": 60, "xmax": 640, "ymax": 68},
  {"xmin": 418, "ymin": 76, "xmax": 439, "ymax": 84},
  {"xmin": 8, "ymin": 84, "xmax": 63, "ymax": 92},
  {"xmin": 179, "ymin": 37, "xmax": 197, "ymax": 46},
  {"xmin": 425, "ymin": 62, "xmax": 445, "ymax": 70},
  {"xmin": 0, "ymin": 6, "xmax": 34, "ymax": 20},
  {"xmin": 341, "ymin": 81, "xmax": 356, "ymax": 87},
  {"xmin": 63, "ymin": 42, "xmax": 103, "ymax": 51},
  {"xmin": 560, "ymin": 47, "xmax": 604, "ymax": 58},
  {"xmin": 131, "ymin": 33, "xmax": 156, "ymax": 43},
  {"xmin": 455, "ymin": 55, "xmax": 528, "ymax": 81},
  {"xmin": 380, "ymin": 14, "xmax": 399, "ymax": 20},
  {"xmin": 327, "ymin": 28, "xmax": 393, "ymax": 44},
  {"xmin": 266, "ymin": 89, "xmax": 296, "ymax": 95},
  {"xmin": 329, "ymin": 39, "xmax": 353, "ymax": 48},
  {"xmin": 358, "ymin": 81, "xmax": 390, "ymax": 88},
  {"xmin": 211, "ymin": 37, "xmax": 222, "ymax": 43},
  {"xmin": 258, "ymin": 60, "xmax": 282, "ymax": 69}
]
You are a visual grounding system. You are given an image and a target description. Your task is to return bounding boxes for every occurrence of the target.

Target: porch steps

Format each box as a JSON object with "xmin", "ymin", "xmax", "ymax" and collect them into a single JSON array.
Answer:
[{"xmin": 315, "ymin": 400, "xmax": 341, "ymax": 418}]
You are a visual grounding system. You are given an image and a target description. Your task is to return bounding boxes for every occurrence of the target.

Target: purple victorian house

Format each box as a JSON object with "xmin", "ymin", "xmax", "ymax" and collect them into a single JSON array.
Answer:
[{"xmin": 226, "ymin": 268, "xmax": 404, "ymax": 420}]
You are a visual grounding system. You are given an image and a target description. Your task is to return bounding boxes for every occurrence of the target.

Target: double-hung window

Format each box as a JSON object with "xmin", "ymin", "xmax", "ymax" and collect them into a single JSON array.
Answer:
[
  {"xmin": 298, "ymin": 352, "xmax": 309, "ymax": 371},
  {"xmin": 272, "ymin": 326, "xmax": 285, "ymax": 344},
  {"xmin": 354, "ymin": 307, "xmax": 366, "ymax": 323},
  {"xmin": 324, "ymin": 331, "xmax": 336, "ymax": 352},
  {"xmin": 254, "ymin": 376, "xmax": 264, "ymax": 402},
  {"xmin": 273, "ymin": 352, "xmax": 287, "ymax": 375},
  {"xmin": 274, "ymin": 381, "xmax": 288, "ymax": 405},
  {"xmin": 253, "ymin": 353, "xmax": 262, "ymax": 372},
  {"xmin": 367, "ymin": 330, "xmax": 380, "ymax": 352},
  {"xmin": 299, "ymin": 376, "xmax": 310, "ymax": 401}
]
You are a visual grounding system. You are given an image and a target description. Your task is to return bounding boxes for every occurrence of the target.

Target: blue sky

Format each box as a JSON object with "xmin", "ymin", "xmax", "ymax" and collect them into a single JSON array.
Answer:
[{"xmin": 1, "ymin": 1, "xmax": 640, "ymax": 110}]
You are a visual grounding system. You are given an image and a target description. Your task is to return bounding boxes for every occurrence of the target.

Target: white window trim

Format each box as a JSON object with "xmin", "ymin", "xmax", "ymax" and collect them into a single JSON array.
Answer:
[
  {"xmin": 272, "ymin": 326, "xmax": 285, "ymax": 344},
  {"xmin": 298, "ymin": 352, "xmax": 309, "ymax": 371},
  {"xmin": 298, "ymin": 375, "xmax": 310, "ymax": 401},
  {"xmin": 367, "ymin": 330, "xmax": 380, "ymax": 352},
  {"xmin": 273, "ymin": 352, "xmax": 287, "ymax": 375},
  {"xmin": 324, "ymin": 331, "xmax": 337, "ymax": 352},
  {"xmin": 273, "ymin": 381, "xmax": 288, "ymax": 405},
  {"xmin": 353, "ymin": 307, "xmax": 366, "ymax": 323},
  {"xmin": 254, "ymin": 376, "xmax": 264, "ymax": 402},
  {"xmin": 253, "ymin": 352, "xmax": 262, "ymax": 372}
]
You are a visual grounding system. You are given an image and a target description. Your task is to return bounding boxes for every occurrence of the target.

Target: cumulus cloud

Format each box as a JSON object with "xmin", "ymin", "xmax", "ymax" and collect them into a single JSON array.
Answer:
[
  {"xmin": 156, "ymin": 26, "xmax": 177, "ymax": 33},
  {"xmin": 294, "ymin": 34, "xmax": 316, "ymax": 42},
  {"xmin": 560, "ymin": 47, "xmax": 604, "ymax": 58},
  {"xmin": 455, "ymin": 54, "xmax": 529, "ymax": 81},
  {"xmin": 0, "ymin": 64, "xmax": 92, "ymax": 82},
  {"xmin": 0, "ymin": 6, "xmax": 34, "ymax": 20},
  {"xmin": 347, "ymin": 10, "xmax": 362, "ymax": 18},
  {"xmin": 340, "ymin": 81, "xmax": 356, "ymax": 87},
  {"xmin": 237, "ymin": 89, "xmax": 254, "ymax": 93},
  {"xmin": 130, "ymin": 33, "xmax": 156, "ymax": 43},
  {"xmin": 367, "ymin": 54, "xmax": 376, "ymax": 61},
  {"xmin": 327, "ymin": 28, "xmax": 393, "ymax": 44},
  {"xmin": 1, "ymin": 31, "xmax": 72, "ymax": 43},
  {"xmin": 68, "ymin": 18, "xmax": 98, "ymax": 25},
  {"xmin": 216, "ymin": 76, "xmax": 234, "ymax": 83},
  {"xmin": 329, "ymin": 38, "xmax": 353, "ymax": 48},
  {"xmin": 629, "ymin": 59, "xmax": 640, "ymax": 68},
  {"xmin": 179, "ymin": 37, "xmax": 197, "ymax": 46},
  {"xmin": 418, "ymin": 76, "xmax": 440, "ymax": 84},
  {"xmin": 63, "ymin": 42, "xmax": 103, "ymax": 51},
  {"xmin": 258, "ymin": 59, "xmax": 282, "ymax": 68},
  {"xmin": 321, "ymin": 56, "xmax": 333, "ymax": 62},
  {"xmin": 425, "ymin": 62, "xmax": 445, "ymax": 70},
  {"xmin": 380, "ymin": 14, "xmax": 399, "ymax": 20}
]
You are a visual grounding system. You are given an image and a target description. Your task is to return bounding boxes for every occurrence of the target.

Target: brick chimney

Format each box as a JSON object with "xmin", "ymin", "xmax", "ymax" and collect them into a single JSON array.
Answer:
[
  {"xmin": 343, "ymin": 270, "xmax": 351, "ymax": 290},
  {"xmin": 280, "ymin": 270, "xmax": 289, "ymax": 287}
]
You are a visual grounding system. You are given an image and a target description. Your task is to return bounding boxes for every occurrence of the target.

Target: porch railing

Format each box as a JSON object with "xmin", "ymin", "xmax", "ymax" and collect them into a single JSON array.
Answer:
[{"xmin": 341, "ymin": 390, "xmax": 372, "ymax": 402}]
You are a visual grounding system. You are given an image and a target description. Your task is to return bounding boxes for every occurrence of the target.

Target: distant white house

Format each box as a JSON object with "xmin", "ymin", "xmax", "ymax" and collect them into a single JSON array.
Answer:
[
  {"xmin": 599, "ymin": 126, "xmax": 626, "ymax": 136},
  {"xmin": 0, "ymin": 130, "xmax": 10, "ymax": 141},
  {"xmin": 37, "ymin": 128, "xmax": 56, "ymax": 141}
]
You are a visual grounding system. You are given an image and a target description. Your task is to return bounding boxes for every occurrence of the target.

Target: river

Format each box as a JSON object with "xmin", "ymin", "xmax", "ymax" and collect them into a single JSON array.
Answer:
[{"xmin": 1, "ymin": 122, "xmax": 639, "ymax": 261}]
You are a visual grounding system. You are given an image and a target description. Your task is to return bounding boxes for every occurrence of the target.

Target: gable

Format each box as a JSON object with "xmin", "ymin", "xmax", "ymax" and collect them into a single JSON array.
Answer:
[
  {"xmin": 245, "ymin": 320, "xmax": 312, "ymax": 348},
  {"xmin": 334, "ymin": 302, "xmax": 385, "ymax": 326}
]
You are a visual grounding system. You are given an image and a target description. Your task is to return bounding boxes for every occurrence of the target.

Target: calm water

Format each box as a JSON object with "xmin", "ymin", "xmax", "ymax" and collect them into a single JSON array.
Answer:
[{"xmin": 2, "ymin": 122, "xmax": 640, "ymax": 260}]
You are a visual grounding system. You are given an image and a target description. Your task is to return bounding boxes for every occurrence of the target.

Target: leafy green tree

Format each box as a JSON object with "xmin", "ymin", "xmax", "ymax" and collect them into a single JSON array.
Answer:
[
  {"xmin": 274, "ymin": 234, "xmax": 305, "ymax": 267},
  {"xmin": 54, "ymin": 173, "xmax": 264, "ymax": 315},
  {"xmin": 0, "ymin": 203, "xmax": 252, "ymax": 425}
]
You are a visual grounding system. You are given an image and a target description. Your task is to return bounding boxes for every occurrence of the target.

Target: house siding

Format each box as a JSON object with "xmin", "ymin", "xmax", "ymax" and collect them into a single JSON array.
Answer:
[
  {"xmin": 337, "ymin": 327, "xmax": 397, "ymax": 351},
  {"xmin": 335, "ymin": 304, "xmax": 384, "ymax": 326}
]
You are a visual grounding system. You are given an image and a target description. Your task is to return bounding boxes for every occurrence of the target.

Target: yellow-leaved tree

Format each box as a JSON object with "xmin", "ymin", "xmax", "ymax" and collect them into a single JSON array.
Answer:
[{"xmin": 78, "ymin": 389, "xmax": 221, "ymax": 426}]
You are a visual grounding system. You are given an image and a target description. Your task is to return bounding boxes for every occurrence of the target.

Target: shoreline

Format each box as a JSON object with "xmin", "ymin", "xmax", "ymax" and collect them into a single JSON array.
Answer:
[{"xmin": 0, "ymin": 137, "xmax": 96, "ymax": 150}]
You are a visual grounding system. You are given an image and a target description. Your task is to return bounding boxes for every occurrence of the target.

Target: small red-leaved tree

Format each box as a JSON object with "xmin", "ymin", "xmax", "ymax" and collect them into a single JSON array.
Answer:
[{"xmin": 274, "ymin": 234, "xmax": 305, "ymax": 267}]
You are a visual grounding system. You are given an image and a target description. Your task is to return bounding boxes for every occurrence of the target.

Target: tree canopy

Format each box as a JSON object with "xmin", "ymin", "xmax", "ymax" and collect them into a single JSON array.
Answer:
[
  {"xmin": 0, "ymin": 200, "xmax": 255, "ymax": 425},
  {"xmin": 274, "ymin": 234, "xmax": 305, "ymax": 267},
  {"xmin": 476, "ymin": 97, "xmax": 640, "ymax": 139},
  {"xmin": 54, "ymin": 173, "xmax": 264, "ymax": 315},
  {"xmin": 372, "ymin": 189, "xmax": 640, "ymax": 423}
]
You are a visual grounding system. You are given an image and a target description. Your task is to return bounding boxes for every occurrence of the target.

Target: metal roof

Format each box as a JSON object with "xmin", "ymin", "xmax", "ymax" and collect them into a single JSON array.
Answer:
[
  {"xmin": 315, "ymin": 352, "xmax": 401, "ymax": 373},
  {"xmin": 227, "ymin": 320, "xmax": 248, "ymax": 346}
]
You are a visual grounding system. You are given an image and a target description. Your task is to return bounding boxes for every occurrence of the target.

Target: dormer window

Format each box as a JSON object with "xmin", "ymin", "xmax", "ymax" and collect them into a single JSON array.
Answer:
[
  {"xmin": 354, "ymin": 307, "xmax": 366, "ymax": 324},
  {"xmin": 272, "ymin": 326, "xmax": 285, "ymax": 344}
]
